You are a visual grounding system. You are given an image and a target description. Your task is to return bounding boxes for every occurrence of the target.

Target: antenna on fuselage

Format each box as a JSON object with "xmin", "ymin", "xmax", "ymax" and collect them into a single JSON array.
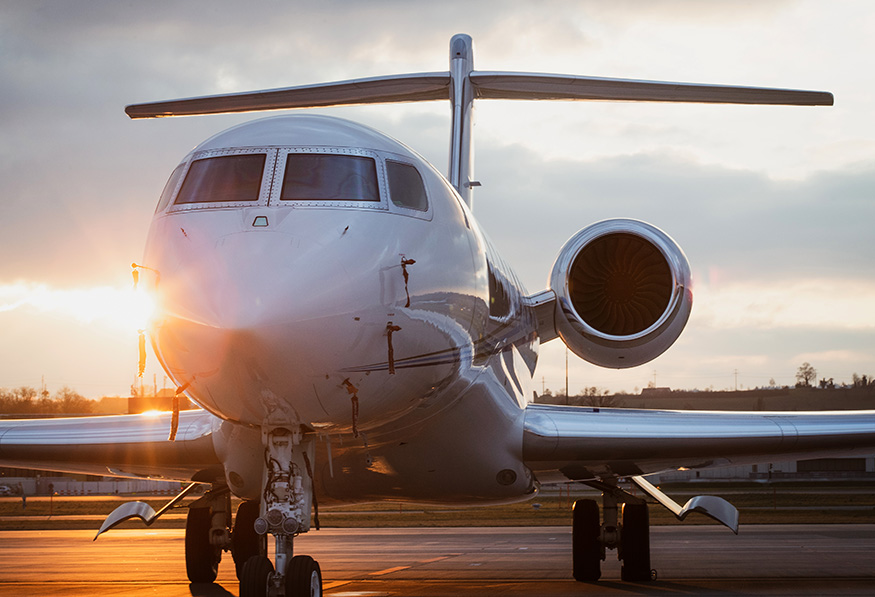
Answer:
[{"xmin": 125, "ymin": 34, "xmax": 833, "ymax": 210}]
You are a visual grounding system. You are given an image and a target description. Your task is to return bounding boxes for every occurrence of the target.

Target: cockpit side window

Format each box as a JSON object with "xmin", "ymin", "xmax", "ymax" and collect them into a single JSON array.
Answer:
[
  {"xmin": 488, "ymin": 261, "xmax": 512, "ymax": 320},
  {"xmin": 281, "ymin": 154, "xmax": 379, "ymax": 202},
  {"xmin": 156, "ymin": 162, "xmax": 186, "ymax": 213},
  {"xmin": 175, "ymin": 154, "xmax": 266, "ymax": 204},
  {"xmin": 386, "ymin": 160, "xmax": 428, "ymax": 212}
]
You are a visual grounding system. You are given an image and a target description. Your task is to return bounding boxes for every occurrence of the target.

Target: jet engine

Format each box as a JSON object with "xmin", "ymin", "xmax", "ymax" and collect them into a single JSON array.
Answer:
[{"xmin": 549, "ymin": 219, "xmax": 692, "ymax": 368}]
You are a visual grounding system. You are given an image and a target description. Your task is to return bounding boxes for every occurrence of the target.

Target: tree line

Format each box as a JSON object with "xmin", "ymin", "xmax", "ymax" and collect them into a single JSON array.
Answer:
[
  {"xmin": 538, "ymin": 363, "xmax": 875, "ymax": 402},
  {"xmin": 795, "ymin": 362, "xmax": 875, "ymax": 389},
  {"xmin": 0, "ymin": 386, "xmax": 95, "ymax": 414}
]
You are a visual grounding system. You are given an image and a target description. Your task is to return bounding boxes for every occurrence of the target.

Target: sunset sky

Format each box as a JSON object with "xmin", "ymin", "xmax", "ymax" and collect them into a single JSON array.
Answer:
[{"xmin": 1, "ymin": 1, "xmax": 873, "ymax": 398}]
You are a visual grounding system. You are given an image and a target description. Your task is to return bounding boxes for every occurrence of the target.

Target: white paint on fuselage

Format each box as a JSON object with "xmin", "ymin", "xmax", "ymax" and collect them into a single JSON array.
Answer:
[
  {"xmin": 143, "ymin": 116, "xmax": 535, "ymax": 428},
  {"xmin": 142, "ymin": 115, "xmax": 539, "ymax": 502}
]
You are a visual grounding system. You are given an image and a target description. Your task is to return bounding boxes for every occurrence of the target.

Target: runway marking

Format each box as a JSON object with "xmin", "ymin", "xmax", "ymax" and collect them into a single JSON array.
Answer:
[
  {"xmin": 369, "ymin": 565, "xmax": 410, "ymax": 576},
  {"xmin": 417, "ymin": 556, "xmax": 451, "ymax": 564},
  {"xmin": 368, "ymin": 555, "xmax": 455, "ymax": 576}
]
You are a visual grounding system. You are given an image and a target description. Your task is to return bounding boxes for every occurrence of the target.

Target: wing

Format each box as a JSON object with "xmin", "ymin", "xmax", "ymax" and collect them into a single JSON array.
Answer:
[
  {"xmin": 0, "ymin": 410, "xmax": 221, "ymax": 482},
  {"xmin": 522, "ymin": 403, "xmax": 875, "ymax": 482}
]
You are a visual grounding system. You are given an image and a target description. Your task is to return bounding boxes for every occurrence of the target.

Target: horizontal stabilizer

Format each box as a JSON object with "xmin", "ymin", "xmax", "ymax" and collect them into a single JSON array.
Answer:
[
  {"xmin": 126, "ymin": 72, "xmax": 451, "ymax": 118},
  {"xmin": 471, "ymin": 71, "xmax": 833, "ymax": 106},
  {"xmin": 632, "ymin": 475, "xmax": 739, "ymax": 533},
  {"xmin": 126, "ymin": 70, "xmax": 832, "ymax": 120}
]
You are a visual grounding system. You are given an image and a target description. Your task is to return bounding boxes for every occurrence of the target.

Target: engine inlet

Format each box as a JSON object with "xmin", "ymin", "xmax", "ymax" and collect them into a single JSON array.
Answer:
[{"xmin": 569, "ymin": 233, "xmax": 672, "ymax": 336}]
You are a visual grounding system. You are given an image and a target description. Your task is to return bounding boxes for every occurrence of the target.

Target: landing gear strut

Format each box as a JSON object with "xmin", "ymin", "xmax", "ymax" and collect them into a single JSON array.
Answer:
[
  {"xmin": 240, "ymin": 426, "xmax": 322, "ymax": 597},
  {"xmin": 182, "ymin": 426, "xmax": 322, "ymax": 595},
  {"xmin": 571, "ymin": 479, "xmax": 653, "ymax": 583}
]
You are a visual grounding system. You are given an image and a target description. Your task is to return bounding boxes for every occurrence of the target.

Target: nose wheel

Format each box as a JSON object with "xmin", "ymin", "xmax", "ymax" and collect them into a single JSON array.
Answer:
[
  {"xmin": 286, "ymin": 555, "xmax": 322, "ymax": 597},
  {"xmin": 240, "ymin": 554, "xmax": 321, "ymax": 597}
]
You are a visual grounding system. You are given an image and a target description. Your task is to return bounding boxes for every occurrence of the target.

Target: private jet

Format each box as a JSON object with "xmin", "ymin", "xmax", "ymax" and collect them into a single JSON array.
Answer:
[{"xmin": 2, "ymin": 34, "xmax": 873, "ymax": 597}]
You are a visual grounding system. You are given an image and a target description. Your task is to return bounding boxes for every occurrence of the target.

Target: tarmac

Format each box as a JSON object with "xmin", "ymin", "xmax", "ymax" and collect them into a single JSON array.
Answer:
[{"xmin": 0, "ymin": 525, "xmax": 873, "ymax": 596}]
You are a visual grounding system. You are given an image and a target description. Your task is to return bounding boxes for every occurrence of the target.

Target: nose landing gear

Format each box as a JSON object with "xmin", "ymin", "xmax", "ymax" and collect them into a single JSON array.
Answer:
[
  {"xmin": 239, "ymin": 426, "xmax": 322, "ymax": 597},
  {"xmin": 182, "ymin": 425, "xmax": 322, "ymax": 595}
]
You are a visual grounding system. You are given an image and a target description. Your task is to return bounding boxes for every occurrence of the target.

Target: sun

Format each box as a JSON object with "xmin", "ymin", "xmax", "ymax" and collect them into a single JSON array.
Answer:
[{"xmin": 0, "ymin": 282, "xmax": 157, "ymax": 333}]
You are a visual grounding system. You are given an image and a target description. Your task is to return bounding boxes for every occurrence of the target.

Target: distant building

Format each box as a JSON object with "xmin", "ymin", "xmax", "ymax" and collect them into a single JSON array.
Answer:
[
  {"xmin": 654, "ymin": 456, "xmax": 875, "ymax": 482},
  {"xmin": 640, "ymin": 386, "xmax": 672, "ymax": 396},
  {"xmin": 128, "ymin": 389, "xmax": 194, "ymax": 414}
]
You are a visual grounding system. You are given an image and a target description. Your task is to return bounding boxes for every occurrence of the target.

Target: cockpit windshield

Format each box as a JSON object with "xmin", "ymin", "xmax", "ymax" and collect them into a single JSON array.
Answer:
[
  {"xmin": 281, "ymin": 154, "xmax": 379, "ymax": 202},
  {"xmin": 163, "ymin": 149, "xmax": 429, "ymax": 215},
  {"xmin": 175, "ymin": 154, "xmax": 266, "ymax": 204}
]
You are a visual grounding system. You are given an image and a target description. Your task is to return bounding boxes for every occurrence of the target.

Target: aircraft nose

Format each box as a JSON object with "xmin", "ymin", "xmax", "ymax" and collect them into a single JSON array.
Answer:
[
  {"xmin": 152, "ymin": 226, "xmax": 375, "ymax": 423},
  {"xmin": 162, "ymin": 229, "xmax": 353, "ymax": 330}
]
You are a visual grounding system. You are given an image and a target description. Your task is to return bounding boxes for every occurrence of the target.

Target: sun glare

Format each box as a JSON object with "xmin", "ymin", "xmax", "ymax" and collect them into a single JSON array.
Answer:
[{"xmin": 0, "ymin": 282, "xmax": 156, "ymax": 332}]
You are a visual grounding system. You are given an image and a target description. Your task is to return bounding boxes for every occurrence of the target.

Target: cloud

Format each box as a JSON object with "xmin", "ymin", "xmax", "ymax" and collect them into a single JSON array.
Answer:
[
  {"xmin": 2, "ymin": 1, "xmax": 874, "ymax": 397},
  {"xmin": 472, "ymin": 141, "xmax": 875, "ymax": 291},
  {"xmin": 694, "ymin": 279, "xmax": 875, "ymax": 331}
]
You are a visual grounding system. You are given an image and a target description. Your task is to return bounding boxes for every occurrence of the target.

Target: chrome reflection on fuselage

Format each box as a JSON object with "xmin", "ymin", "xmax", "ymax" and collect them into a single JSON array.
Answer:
[{"xmin": 143, "ymin": 115, "xmax": 537, "ymax": 439}]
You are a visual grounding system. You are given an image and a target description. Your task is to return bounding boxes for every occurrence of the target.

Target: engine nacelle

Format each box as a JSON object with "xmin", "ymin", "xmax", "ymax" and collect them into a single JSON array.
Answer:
[{"xmin": 549, "ymin": 219, "xmax": 692, "ymax": 369}]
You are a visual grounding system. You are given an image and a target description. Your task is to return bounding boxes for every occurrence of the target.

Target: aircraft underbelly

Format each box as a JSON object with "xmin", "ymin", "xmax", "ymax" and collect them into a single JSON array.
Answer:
[{"xmin": 315, "ymin": 371, "xmax": 535, "ymax": 505}]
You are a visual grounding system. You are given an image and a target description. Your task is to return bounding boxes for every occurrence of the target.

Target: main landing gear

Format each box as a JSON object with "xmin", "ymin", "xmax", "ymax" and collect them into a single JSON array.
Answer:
[
  {"xmin": 183, "ymin": 426, "xmax": 321, "ymax": 596},
  {"xmin": 572, "ymin": 478, "xmax": 654, "ymax": 583},
  {"xmin": 184, "ymin": 486, "xmax": 232, "ymax": 584},
  {"xmin": 183, "ymin": 489, "xmax": 267, "ymax": 584},
  {"xmin": 571, "ymin": 475, "xmax": 741, "ymax": 583}
]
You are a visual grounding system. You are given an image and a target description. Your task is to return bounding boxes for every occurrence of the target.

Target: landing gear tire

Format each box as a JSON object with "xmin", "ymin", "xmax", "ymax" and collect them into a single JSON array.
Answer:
[
  {"xmin": 185, "ymin": 507, "xmax": 220, "ymax": 583},
  {"xmin": 240, "ymin": 555, "xmax": 274, "ymax": 597},
  {"xmin": 620, "ymin": 503, "xmax": 651, "ymax": 582},
  {"xmin": 285, "ymin": 555, "xmax": 322, "ymax": 597},
  {"xmin": 232, "ymin": 500, "xmax": 264, "ymax": 580},
  {"xmin": 572, "ymin": 499, "xmax": 601, "ymax": 582}
]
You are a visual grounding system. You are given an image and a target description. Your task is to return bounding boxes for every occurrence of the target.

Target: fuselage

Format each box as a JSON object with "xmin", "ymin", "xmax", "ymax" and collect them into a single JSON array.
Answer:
[{"xmin": 142, "ymin": 115, "xmax": 539, "ymax": 503}]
